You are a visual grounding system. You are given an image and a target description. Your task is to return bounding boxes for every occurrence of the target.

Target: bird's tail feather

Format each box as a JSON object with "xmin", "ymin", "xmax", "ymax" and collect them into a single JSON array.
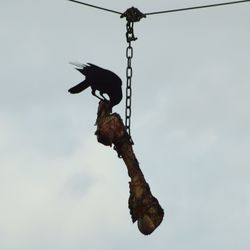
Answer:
[
  {"xmin": 68, "ymin": 80, "xmax": 90, "ymax": 94},
  {"xmin": 69, "ymin": 61, "xmax": 87, "ymax": 68}
]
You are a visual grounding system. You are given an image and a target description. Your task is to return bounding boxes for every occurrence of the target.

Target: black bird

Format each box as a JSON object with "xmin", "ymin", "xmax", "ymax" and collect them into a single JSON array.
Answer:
[{"xmin": 68, "ymin": 62, "xmax": 123, "ymax": 107}]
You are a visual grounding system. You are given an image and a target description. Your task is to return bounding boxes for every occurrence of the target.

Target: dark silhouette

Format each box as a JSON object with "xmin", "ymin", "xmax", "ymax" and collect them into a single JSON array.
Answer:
[{"xmin": 68, "ymin": 62, "xmax": 123, "ymax": 107}]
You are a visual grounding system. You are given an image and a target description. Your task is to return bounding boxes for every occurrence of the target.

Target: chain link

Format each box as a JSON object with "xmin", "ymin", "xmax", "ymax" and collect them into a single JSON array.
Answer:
[
  {"xmin": 125, "ymin": 22, "xmax": 135, "ymax": 143},
  {"xmin": 121, "ymin": 8, "xmax": 146, "ymax": 144}
]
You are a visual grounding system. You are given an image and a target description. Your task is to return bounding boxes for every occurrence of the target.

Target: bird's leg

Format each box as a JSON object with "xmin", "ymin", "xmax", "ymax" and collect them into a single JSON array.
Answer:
[
  {"xmin": 92, "ymin": 89, "xmax": 104, "ymax": 101},
  {"xmin": 99, "ymin": 91, "xmax": 110, "ymax": 102}
]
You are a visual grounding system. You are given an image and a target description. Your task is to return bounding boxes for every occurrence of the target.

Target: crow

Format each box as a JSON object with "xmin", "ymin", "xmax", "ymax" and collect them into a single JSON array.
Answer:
[{"xmin": 68, "ymin": 62, "xmax": 123, "ymax": 107}]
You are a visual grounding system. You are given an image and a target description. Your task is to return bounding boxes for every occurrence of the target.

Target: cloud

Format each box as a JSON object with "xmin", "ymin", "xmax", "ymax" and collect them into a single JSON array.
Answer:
[{"xmin": 1, "ymin": 1, "xmax": 250, "ymax": 250}]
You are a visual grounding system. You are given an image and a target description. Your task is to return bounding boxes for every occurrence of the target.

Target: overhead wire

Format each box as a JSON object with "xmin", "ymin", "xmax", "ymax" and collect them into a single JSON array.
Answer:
[
  {"xmin": 68, "ymin": 0, "xmax": 250, "ymax": 16},
  {"xmin": 145, "ymin": 0, "xmax": 250, "ymax": 16},
  {"xmin": 68, "ymin": 0, "xmax": 122, "ymax": 15}
]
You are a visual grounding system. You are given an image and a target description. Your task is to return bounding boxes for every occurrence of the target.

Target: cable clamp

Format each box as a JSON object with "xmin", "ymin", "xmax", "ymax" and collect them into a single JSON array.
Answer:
[{"xmin": 121, "ymin": 7, "xmax": 146, "ymax": 22}]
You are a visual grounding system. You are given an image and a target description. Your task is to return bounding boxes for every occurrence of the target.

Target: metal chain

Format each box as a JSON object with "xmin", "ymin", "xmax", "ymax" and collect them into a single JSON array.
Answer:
[
  {"xmin": 125, "ymin": 21, "xmax": 135, "ymax": 143},
  {"xmin": 121, "ymin": 8, "xmax": 145, "ymax": 144}
]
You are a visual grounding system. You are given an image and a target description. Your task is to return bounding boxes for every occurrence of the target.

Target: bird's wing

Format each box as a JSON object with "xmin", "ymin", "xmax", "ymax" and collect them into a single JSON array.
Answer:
[
  {"xmin": 86, "ymin": 63, "xmax": 120, "ymax": 80},
  {"xmin": 86, "ymin": 63, "xmax": 109, "ymax": 73}
]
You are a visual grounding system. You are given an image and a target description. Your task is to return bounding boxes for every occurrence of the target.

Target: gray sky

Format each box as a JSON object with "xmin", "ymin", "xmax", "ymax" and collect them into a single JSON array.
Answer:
[{"xmin": 1, "ymin": 0, "xmax": 250, "ymax": 249}]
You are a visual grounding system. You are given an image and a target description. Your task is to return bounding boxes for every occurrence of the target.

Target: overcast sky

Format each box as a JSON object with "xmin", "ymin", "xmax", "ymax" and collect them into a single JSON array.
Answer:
[{"xmin": 1, "ymin": 0, "xmax": 250, "ymax": 249}]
